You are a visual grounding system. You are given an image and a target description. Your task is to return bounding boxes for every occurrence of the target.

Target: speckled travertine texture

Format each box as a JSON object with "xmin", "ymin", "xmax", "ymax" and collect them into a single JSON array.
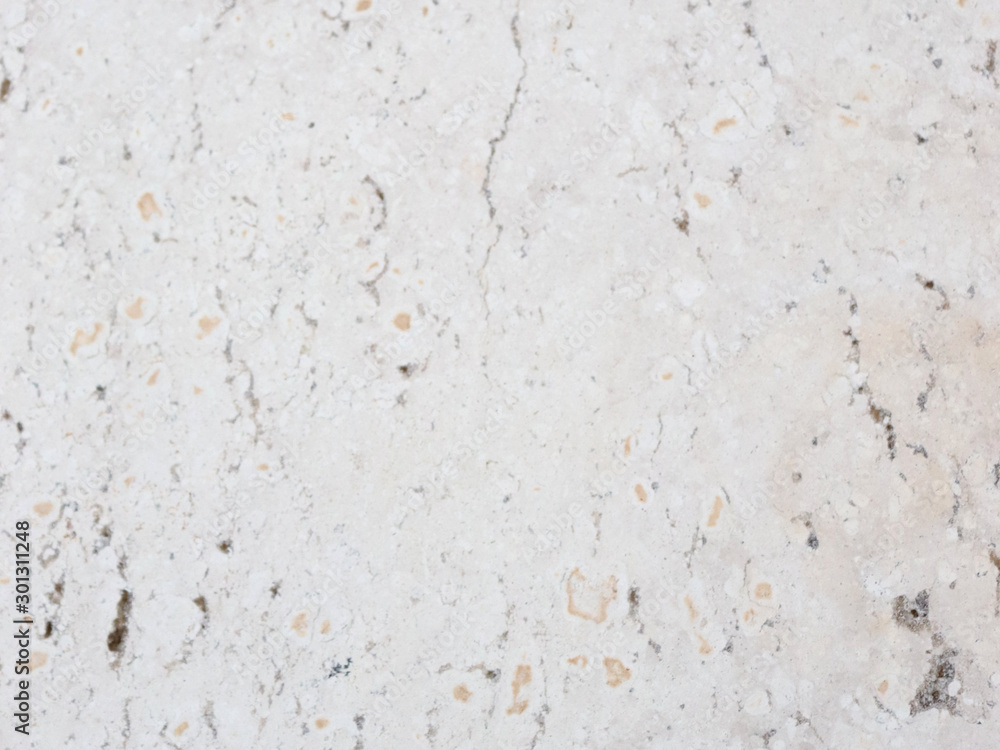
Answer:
[{"xmin": 3, "ymin": 0, "xmax": 1000, "ymax": 748}]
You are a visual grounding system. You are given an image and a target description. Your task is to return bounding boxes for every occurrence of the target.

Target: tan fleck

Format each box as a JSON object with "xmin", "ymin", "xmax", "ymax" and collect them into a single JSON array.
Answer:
[
  {"xmin": 744, "ymin": 608, "xmax": 755, "ymax": 623},
  {"xmin": 567, "ymin": 655, "xmax": 588, "ymax": 668},
  {"xmin": 603, "ymin": 657, "xmax": 631, "ymax": 687},
  {"xmin": 147, "ymin": 369, "xmax": 159, "ymax": 386},
  {"xmin": 356, "ymin": 0, "xmax": 371, "ymax": 10},
  {"xmin": 661, "ymin": 372, "xmax": 673, "ymax": 380},
  {"xmin": 281, "ymin": 112, "xmax": 295, "ymax": 121},
  {"xmin": 394, "ymin": 313, "xmax": 411, "ymax": 331},
  {"xmin": 193, "ymin": 386, "xmax": 203, "ymax": 395},
  {"xmin": 453, "ymin": 684, "xmax": 472, "ymax": 702},
  {"xmin": 684, "ymin": 594, "xmax": 699, "ymax": 622},
  {"xmin": 33, "ymin": 502, "xmax": 53, "ymax": 517},
  {"xmin": 697, "ymin": 634, "xmax": 712, "ymax": 654},
  {"xmin": 635, "ymin": 484, "xmax": 647, "ymax": 502},
  {"xmin": 506, "ymin": 664, "xmax": 531, "ymax": 715},
  {"xmin": 197, "ymin": 316, "xmax": 221, "ymax": 339},
  {"xmin": 320, "ymin": 620, "xmax": 330, "ymax": 634},
  {"xmin": 76, "ymin": 47, "xmax": 83, "ymax": 56},
  {"xmin": 755, "ymin": 582, "xmax": 773, "ymax": 600},
  {"xmin": 137, "ymin": 192, "xmax": 162, "ymax": 221},
  {"xmin": 423, "ymin": 6, "xmax": 428, "ymax": 15},
  {"xmin": 958, "ymin": 0, "xmax": 966, "ymax": 6},
  {"xmin": 365, "ymin": 260, "xmax": 379, "ymax": 271},
  {"xmin": 124, "ymin": 477, "xmax": 135, "ymax": 488},
  {"xmin": 713, "ymin": 117, "xmax": 737, "ymax": 134},
  {"xmin": 173, "ymin": 722, "xmax": 189, "ymax": 737},
  {"xmin": 566, "ymin": 568, "xmax": 618, "ymax": 623},
  {"xmin": 257, "ymin": 463, "xmax": 269, "ymax": 471},
  {"xmin": 706, "ymin": 495, "xmax": 724, "ymax": 528},
  {"xmin": 69, "ymin": 323, "xmax": 103, "ymax": 355},
  {"xmin": 624, "ymin": 436, "xmax": 631, "ymax": 456},
  {"xmin": 315, "ymin": 718, "xmax": 329, "ymax": 729},
  {"xmin": 125, "ymin": 297, "xmax": 145, "ymax": 319},
  {"xmin": 29, "ymin": 651, "xmax": 47, "ymax": 670},
  {"xmin": 694, "ymin": 192, "xmax": 712, "ymax": 208},
  {"xmin": 291, "ymin": 611, "xmax": 308, "ymax": 637},
  {"xmin": 878, "ymin": 679, "xmax": 889, "ymax": 694},
  {"xmin": 839, "ymin": 114, "xmax": 859, "ymax": 127}
]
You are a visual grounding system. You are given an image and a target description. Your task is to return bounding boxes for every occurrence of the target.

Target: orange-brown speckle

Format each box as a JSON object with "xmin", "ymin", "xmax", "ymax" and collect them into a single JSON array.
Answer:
[
  {"xmin": 567, "ymin": 655, "xmax": 588, "ymax": 668},
  {"xmin": 566, "ymin": 568, "xmax": 618, "ymax": 623},
  {"xmin": 173, "ymin": 722, "xmax": 189, "ymax": 737},
  {"xmin": 706, "ymin": 496, "xmax": 724, "ymax": 528},
  {"xmin": 125, "ymin": 297, "xmax": 145, "ymax": 319},
  {"xmin": 662, "ymin": 372, "xmax": 673, "ymax": 380},
  {"xmin": 624, "ymin": 436, "xmax": 631, "ymax": 456},
  {"xmin": 124, "ymin": 477, "xmax": 135, "ymax": 488},
  {"xmin": 281, "ymin": 113, "xmax": 295, "ymax": 121},
  {"xmin": 697, "ymin": 634, "xmax": 712, "ymax": 654},
  {"xmin": 755, "ymin": 582, "xmax": 773, "ymax": 600},
  {"xmin": 356, "ymin": 0, "xmax": 371, "ymax": 10},
  {"xmin": 684, "ymin": 595, "xmax": 699, "ymax": 622},
  {"xmin": 878, "ymin": 679, "xmax": 889, "ymax": 694},
  {"xmin": 423, "ymin": 6, "xmax": 428, "ymax": 15},
  {"xmin": 958, "ymin": 0, "xmax": 966, "ymax": 6},
  {"xmin": 276, "ymin": 214, "xmax": 285, "ymax": 223},
  {"xmin": 453, "ymin": 684, "xmax": 472, "ymax": 702},
  {"xmin": 320, "ymin": 620, "xmax": 330, "ymax": 634},
  {"xmin": 193, "ymin": 386, "xmax": 203, "ymax": 395},
  {"xmin": 365, "ymin": 260, "xmax": 379, "ymax": 271},
  {"xmin": 839, "ymin": 115, "xmax": 859, "ymax": 127},
  {"xmin": 257, "ymin": 463, "xmax": 269, "ymax": 471},
  {"xmin": 315, "ymin": 718, "xmax": 329, "ymax": 729},
  {"xmin": 394, "ymin": 313, "xmax": 411, "ymax": 331},
  {"xmin": 635, "ymin": 484, "xmax": 647, "ymax": 503},
  {"xmin": 76, "ymin": 47, "xmax": 83, "ymax": 56},
  {"xmin": 603, "ymin": 657, "xmax": 631, "ymax": 687},
  {"xmin": 137, "ymin": 192, "xmax": 162, "ymax": 221},
  {"xmin": 291, "ymin": 611, "xmax": 308, "ymax": 637},
  {"xmin": 33, "ymin": 502, "xmax": 53, "ymax": 517},
  {"xmin": 744, "ymin": 609, "xmax": 755, "ymax": 623},
  {"xmin": 506, "ymin": 664, "xmax": 531, "ymax": 714},
  {"xmin": 69, "ymin": 323, "xmax": 103, "ymax": 355},
  {"xmin": 29, "ymin": 651, "xmax": 47, "ymax": 670},
  {"xmin": 147, "ymin": 369, "xmax": 160, "ymax": 386},
  {"xmin": 694, "ymin": 192, "xmax": 712, "ymax": 208},
  {"xmin": 197, "ymin": 316, "xmax": 221, "ymax": 339},
  {"xmin": 392, "ymin": 267, "xmax": 401, "ymax": 274},
  {"xmin": 713, "ymin": 117, "xmax": 737, "ymax": 134}
]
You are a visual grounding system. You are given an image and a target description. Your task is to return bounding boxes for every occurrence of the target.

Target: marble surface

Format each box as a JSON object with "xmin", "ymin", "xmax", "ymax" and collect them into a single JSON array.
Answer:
[{"xmin": 2, "ymin": 0, "xmax": 1000, "ymax": 748}]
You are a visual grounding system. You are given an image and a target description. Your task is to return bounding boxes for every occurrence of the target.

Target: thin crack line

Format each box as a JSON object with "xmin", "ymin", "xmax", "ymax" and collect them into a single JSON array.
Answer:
[{"xmin": 481, "ymin": 6, "xmax": 527, "ymax": 221}]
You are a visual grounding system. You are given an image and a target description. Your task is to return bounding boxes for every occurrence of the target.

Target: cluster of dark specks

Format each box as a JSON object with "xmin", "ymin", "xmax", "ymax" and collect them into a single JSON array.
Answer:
[
  {"xmin": 892, "ymin": 590, "xmax": 930, "ymax": 632},
  {"xmin": 910, "ymin": 650, "xmax": 959, "ymax": 716}
]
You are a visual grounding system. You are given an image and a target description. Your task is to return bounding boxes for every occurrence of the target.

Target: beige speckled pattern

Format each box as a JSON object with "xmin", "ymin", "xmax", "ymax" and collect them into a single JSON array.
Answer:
[{"xmin": 2, "ymin": 0, "xmax": 1000, "ymax": 748}]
